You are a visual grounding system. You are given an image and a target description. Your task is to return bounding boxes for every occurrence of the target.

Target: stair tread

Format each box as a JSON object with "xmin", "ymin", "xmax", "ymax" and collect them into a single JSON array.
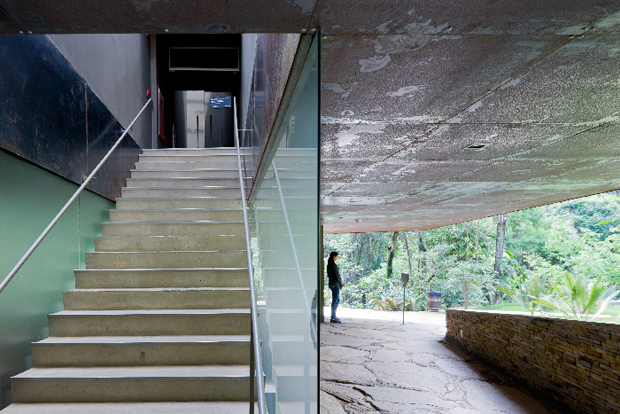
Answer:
[
  {"xmin": 68, "ymin": 288, "xmax": 249, "ymax": 292},
  {"xmin": 129, "ymin": 167, "xmax": 239, "ymax": 173},
  {"xmin": 87, "ymin": 250, "xmax": 245, "ymax": 254},
  {"xmin": 127, "ymin": 177, "xmax": 239, "ymax": 181},
  {"xmin": 13, "ymin": 365, "xmax": 250, "ymax": 379},
  {"xmin": 103, "ymin": 221, "xmax": 243, "ymax": 224},
  {"xmin": 117, "ymin": 197, "xmax": 241, "ymax": 200},
  {"xmin": 140, "ymin": 154, "xmax": 239, "ymax": 157},
  {"xmin": 123, "ymin": 186, "xmax": 241, "ymax": 189},
  {"xmin": 52, "ymin": 309, "xmax": 250, "ymax": 316},
  {"xmin": 111, "ymin": 208, "xmax": 243, "ymax": 212},
  {"xmin": 35, "ymin": 335, "xmax": 250, "ymax": 344},
  {"xmin": 3, "ymin": 402, "xmax": 255, "ymax": 414},
  {"xmin": 273, "ymin": 365, "xmax": 318, "ymax": 376},
  {"xmin": 75, "ymin": 268, "xmax": 248, "ymax": 271}
]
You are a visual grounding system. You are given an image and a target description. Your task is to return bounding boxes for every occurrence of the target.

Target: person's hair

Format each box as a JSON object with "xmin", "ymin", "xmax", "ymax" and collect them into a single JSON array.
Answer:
[{"xmin": 328, "ymin": 251, "xmax": 338, "ymax": 266}]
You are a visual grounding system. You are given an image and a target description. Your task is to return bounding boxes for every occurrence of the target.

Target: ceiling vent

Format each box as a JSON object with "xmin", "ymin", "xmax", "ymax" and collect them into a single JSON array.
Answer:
[{"xmin": 465, "ymin": 143, "xmax": 488, "ymax": 149}]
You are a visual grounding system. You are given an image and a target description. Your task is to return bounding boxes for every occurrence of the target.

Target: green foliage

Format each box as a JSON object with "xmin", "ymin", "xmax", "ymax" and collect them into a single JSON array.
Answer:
[
  {"xmin": 533, "ymin": 273, "xmax": 620, "ymax": 321},
  {"xmin": 324, "ymin": 191, "xmax": 620, "ymax": 317},
  {"xmin": 498, "ymin": 250, "xmax": 549, "ymax": 314},
  {"xmin": 497, "ymin": 274, "xmax": 548, "ymax": 315},
  {"xmin": 372, "ymin": 297, "xmax": 415, "ymax": 311}
]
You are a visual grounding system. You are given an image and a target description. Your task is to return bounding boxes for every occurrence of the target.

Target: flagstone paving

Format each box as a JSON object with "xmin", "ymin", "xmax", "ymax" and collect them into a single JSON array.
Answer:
[{"xmin": 320, "ymin": 308, "xmax": 561, "ymax": 414}]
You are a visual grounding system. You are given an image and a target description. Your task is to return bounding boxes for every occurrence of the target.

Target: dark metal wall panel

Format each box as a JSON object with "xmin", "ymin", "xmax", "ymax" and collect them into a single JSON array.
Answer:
[
  {"xmin": 0, "ymin": 0, "xmax": 316, "ymax": 34},
  {"xmin": 240, "ymin": 33, "xmax": 299, "ymax": 194},
  {"xmin": 84, "ymin": 87, "xmax": 141, "ymax": 200},
  {"xmin": 0, "ymin": 35, "xmax": 141, "ymax": 200},
  {"xmin": 0, "ymin": 5, "xmax": 21, "ymax": 33}
]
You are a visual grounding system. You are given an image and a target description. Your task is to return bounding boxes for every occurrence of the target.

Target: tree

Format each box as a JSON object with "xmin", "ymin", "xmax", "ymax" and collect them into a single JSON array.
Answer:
[
  {"xmin": 417, "ymin": 230, "xmax": 427, "ymax": 281},
  {"xmin": 386, "ymin": 231, "xmax": 399, "ymax": 278},
  {"xmin": 494, "ymin": 214, "xmax": 507, "ymax": 302}
]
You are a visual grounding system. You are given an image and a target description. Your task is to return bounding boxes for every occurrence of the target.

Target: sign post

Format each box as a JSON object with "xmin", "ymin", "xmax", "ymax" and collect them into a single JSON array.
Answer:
[{"xmin": 400, "ymin": 273, "xmax": 409, "ymax": 325}]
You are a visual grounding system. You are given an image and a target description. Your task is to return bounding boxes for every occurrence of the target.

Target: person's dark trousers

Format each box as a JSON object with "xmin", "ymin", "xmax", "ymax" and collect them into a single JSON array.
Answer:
[{"xmin": 329, "ymin": 283, "xmax": 340, "ymax": 320}]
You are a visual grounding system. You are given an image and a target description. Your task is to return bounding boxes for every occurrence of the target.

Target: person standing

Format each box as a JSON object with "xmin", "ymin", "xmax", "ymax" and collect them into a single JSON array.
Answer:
[{"xmin": 327, "ymin": 251, "xmax": 344, "ymax": 323}]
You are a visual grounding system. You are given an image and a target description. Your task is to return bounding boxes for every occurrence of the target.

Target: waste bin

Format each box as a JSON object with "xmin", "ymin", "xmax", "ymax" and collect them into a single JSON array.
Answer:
[{"xmin": 427, "ymin": 291, "xmax": 441, "ymax": 311}]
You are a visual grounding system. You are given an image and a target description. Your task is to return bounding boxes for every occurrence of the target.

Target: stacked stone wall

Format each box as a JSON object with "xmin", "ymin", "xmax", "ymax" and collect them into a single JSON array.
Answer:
[{"xmin": 446, "ymin": 309, "xmax": 620, "ymax": 414}]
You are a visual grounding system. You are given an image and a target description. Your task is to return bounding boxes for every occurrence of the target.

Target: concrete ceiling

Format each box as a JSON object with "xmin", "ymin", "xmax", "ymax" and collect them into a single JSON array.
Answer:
[{"xmin": 2, "ymin": 1, "xmax": 620, "ymax": 233}]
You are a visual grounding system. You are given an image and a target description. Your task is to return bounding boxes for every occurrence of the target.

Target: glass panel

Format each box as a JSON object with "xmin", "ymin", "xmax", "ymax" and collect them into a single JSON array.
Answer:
[
  {"xmin": 250, "ymin": 35, "xmax": 319, "ymax": 414},
  {"xmin": 0, "ymin": 150, "xmax": 113, "ymax": 407}
]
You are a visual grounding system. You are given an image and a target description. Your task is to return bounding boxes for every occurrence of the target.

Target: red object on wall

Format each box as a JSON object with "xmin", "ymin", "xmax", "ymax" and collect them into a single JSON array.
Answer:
[{"xmin": 158, "ymin": 88, "xmax": 166, "ymax": 146}]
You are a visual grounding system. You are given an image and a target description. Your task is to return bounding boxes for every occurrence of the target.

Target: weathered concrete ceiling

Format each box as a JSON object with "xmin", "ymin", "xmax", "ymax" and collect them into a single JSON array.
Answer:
[
  {"xmin": 2, "ymin": 1, "xmax": 620, "ymax": 233},
  {"xmin": 318, "ymin": 1, "xmax": 620, "ymax": 233}
]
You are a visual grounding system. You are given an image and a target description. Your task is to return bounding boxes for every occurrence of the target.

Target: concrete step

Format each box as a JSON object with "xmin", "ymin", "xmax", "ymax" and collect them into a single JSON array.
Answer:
[
  {"xmin": 74, "ymin": 269, "xmax": 249, "ymax": 289},
  {"xmin": 63, "ymin": 288, "xmax": 250, "ymax": 310},
  {"xmin": 265, "ymin": 309, "xmax": 306, "ymax": 336},
  {"xmin": 94, "ymin": 235, "xmax": 246, "ymax": 252},
  {"xmin": 102, "ymin": 222, "xmax": 244, "ymax": 237},
  {"xmin": 264, "ymin": 169, "xmax": 316, "ymax": 178},
  {"xmin": 261, "ymin": 268, "xmax": 315, "ymax": 289},
  {"xmin": 121, "ymin": 187, "xmax": 241, "ymax": 198},
  {"xmin": 253, "ymin": 223, "xmax": 316, "ymax": 238},
  {"xmin": 264, "ymin": 288, "xmax": 315, "ymax": 310},
  {"xmin": 277, "ymin": 400, "xmax": 318, "ymax": 414},
  {"xmin": 142, "ymin": 148, "xmax": 241, "ymax": 155},
  {"xmin": 126, "ymin": 178, "xmax": 240, "ymax": 188},
  {"xmin": 130, "ymin": 169, "xmax": 239, "ymax": 179},
  {"xmin": 267, "ymin": 159, "xmax": 317, "ymax": 169},
  {"xmin": 135, "ymin": 161, "xmax": 239, "ymax": 170},
  {"xmin": 272, "ymin": 365, "xmax": 317, "ymax": 403},
  {"xmin": 116, "ymin": 198, "xmax": 242, "ymax": 210},
  {"xmin": 139, "ymin": 154, "xmax": 238, "ymax": 161},
  {"xmin": 257, "ymin": 235, "xmax": 310, "ymax": 251},
  {"xmin": 261, "ymin": 176, "xmax": 317, "ymax": 186},
  {"xmin": 85, "ymin": 251, "xmax": 246, "ymax": 269},
  {"xmin": 273, "ymin": 149, "xmax": 317, "ymax": 156},
  {"xmin": 269, "ymin": 335, "xmax": 306, "ymax": 366},
  {"xmin": 109, "ymin": 209, "xmax": 243, "ymax": 223},
  {"xmin": 255, "ymin": 208, "xmax": 318, "ymax": 222},
  {"xmin": 253, "ymin": 198, "xmax": 316, "ymax": 209},
  {"xmin": 3, "ymin": 402, "xmax": 257, "ymax": 414},
  {"xmin": 11, "ymin": 366, "xmax": 250, "ymax": 403},
  {"xmin": 253, "ymin": 187, "xmax": 316, "ymax": 199},
  {"xmin": 48, "ymin": 309, "xmax": 251, "ymax": 337},
  {"xmin": 258, "ymin": 250, "xmax": 317, "ymax": 269},
  {"xmin": 31, "ymin": 335, "xmax": 250, "ymax": 367}
]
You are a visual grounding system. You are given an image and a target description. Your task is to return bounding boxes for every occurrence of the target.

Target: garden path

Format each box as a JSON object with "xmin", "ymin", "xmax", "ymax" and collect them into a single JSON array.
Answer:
[{"xmin": 320, "ymin": 308, "xmax": 561, "ymax": 414}]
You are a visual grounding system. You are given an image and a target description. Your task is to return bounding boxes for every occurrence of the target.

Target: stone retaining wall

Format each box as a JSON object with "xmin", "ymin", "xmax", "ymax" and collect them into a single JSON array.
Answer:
[{"xmin": 446, "ymin": 309, "xmax": 620, "ymax": 414}]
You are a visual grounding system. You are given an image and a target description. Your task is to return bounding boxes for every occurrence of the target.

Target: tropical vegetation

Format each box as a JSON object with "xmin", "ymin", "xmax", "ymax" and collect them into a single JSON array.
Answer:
[{"xmin": 323, "ymin": 192, "xmax": 620, "ymax": 321}]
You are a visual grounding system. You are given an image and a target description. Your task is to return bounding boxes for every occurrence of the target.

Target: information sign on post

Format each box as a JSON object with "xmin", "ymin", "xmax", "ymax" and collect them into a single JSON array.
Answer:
[{"xmin": 401, "ymin": 273, "xmax": 409, "ymax": 325}]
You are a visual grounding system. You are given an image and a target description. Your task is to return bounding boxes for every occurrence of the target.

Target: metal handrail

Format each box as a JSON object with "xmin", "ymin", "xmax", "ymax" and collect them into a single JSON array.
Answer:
[
  {"xmin": 233, "ymin": 97, "xmax": 267, "ymax": 414},
  {"xmin": 0, "ymin": 98, "xmax": 152, "ymax": 294},
  {"xmin": 271, "ymin": 160, "xmax": 318, "ymax": 346}
]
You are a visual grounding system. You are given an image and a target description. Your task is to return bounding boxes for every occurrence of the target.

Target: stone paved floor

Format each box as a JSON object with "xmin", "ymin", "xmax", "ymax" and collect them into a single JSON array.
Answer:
[{"xmin": 320, "ymin": 308, "xmax": 561, "ymax": 414}]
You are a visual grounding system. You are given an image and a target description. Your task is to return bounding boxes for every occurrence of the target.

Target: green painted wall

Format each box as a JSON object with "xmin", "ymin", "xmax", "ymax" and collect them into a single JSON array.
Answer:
[{"xmin": 0, "ymin": 150, "xmax": 114, "ymax": 406}]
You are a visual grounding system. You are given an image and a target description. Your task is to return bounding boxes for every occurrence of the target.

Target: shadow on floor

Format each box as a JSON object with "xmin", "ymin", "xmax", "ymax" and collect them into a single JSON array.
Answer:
[{"xmin": 320, "ymin": 307, "xmax": 562, "ymax": 414}]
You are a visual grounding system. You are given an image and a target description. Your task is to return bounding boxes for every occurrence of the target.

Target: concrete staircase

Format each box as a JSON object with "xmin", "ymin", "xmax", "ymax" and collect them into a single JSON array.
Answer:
[
  {"xmin": 5, "ymin": 148, "xmax": 255, "ymax": 413},
  {"xmin": 253, "ymin": 149, "xmax": 318, "ymax": 414}
]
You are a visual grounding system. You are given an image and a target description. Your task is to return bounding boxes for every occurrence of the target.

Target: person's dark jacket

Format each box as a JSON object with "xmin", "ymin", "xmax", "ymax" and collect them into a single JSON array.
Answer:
[{"xmin": 327, "ymin": 262, "xmax": 343, "ymax": 286}]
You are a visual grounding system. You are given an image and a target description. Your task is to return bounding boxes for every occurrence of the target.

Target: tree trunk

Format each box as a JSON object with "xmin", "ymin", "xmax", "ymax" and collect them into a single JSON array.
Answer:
[
  {"xmin": 464, "ymin": 222, "xmax": 469, "ymax": 309},
  {"xmin": 494, "ymin": 214, "xmax": 507, "ymax": 303},
  {"xmin": 387, "ymin": 231, "xmax": 399, "ymax": 278},
  {"xmin": 402, "ymin": 232, "xmax": 413, "ymax": 277},
  {"xmin": 474, "ymin": 220, "xmax": 480, "ymax": 255},
  {"xmin": 417, "ymin": 230, "xmax": 426, "ymax": 281}
]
